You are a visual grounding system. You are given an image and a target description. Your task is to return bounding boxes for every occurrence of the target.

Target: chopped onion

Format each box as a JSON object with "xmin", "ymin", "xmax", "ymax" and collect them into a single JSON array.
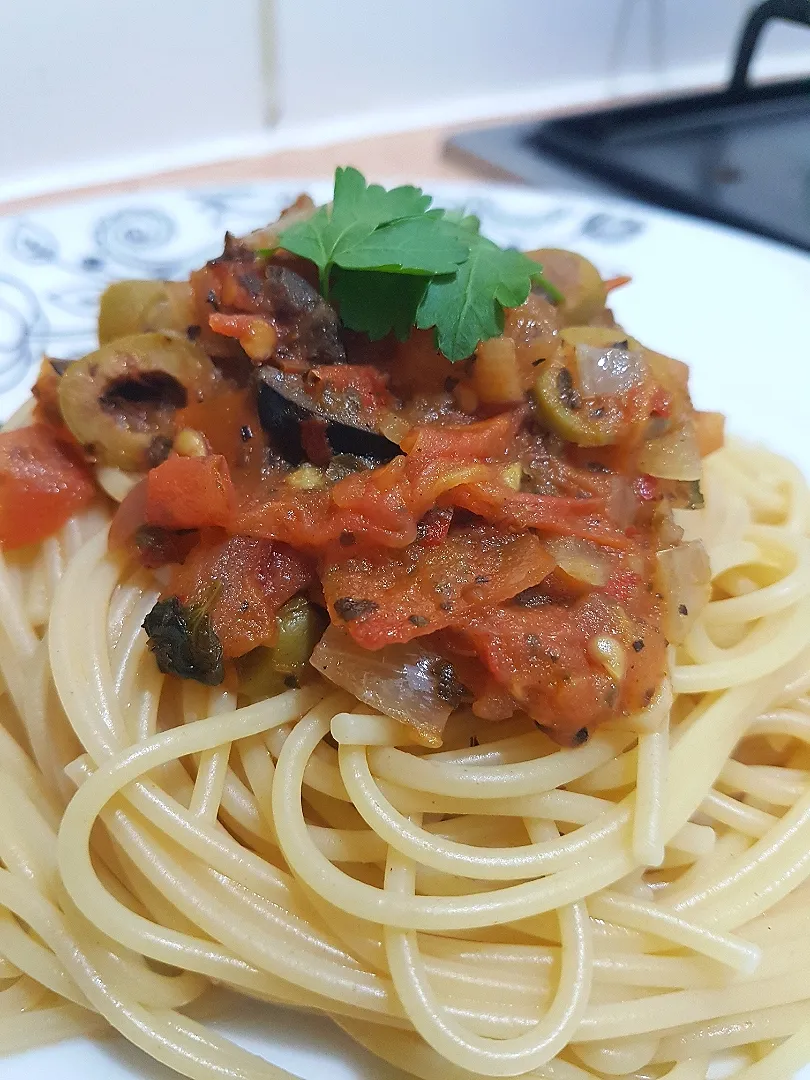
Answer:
[
  {"xmin": 95, "ymin": 465, "xmax": 142, "ymax": 503},
  {"xmin": 638, "ymin": 422, "xmax": 702, "ymax": 482},
  {"xmin": 474, "ymin": 337, "xmax": 524, "ymax": 405},
  {"xmin": 378, "ymin": 413, "xmax": 411, "ymax": 443},
  {"xmin": 574, "ymin": 344, "xmax": 646, "ymax": 398},
  {"xmin": 547, "ymin": 536, "xmax": 610, "ymax": 587},
  {"xmin": 656, "ymin": 540, "xmax": 711, "ymax": 644},
  {"xmin": 608, "ymin": 476, "xmax": 638, "ymax": 530},
  {"xmin": 310, "ymin": 626, "xmax": 460, "ymax": 746}
]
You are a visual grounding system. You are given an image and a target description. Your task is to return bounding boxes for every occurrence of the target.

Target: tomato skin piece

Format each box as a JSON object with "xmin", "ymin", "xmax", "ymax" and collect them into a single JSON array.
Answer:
[
  {"xmin": 236, "ymin": 487, "xmax": 336, "ymax": 549},
  {"xmin": 446, "ymin": 482, "xmax": 631, "ymax": 549},
  {"xmin": 0, "ymin": 425, "xmax": 95, "ymax": 549},
  {"xmin": 401, "ymin": 410, "xmax": 523, "ymax": 460},
  {"xmin": 321, "ymin": 525, "xmax": 555, "ymax": 650},
  {"xmin": 170, "ymin": 533, "xmax": 313, "ymax": 657},
  {"xmin": 146, "ymin": 454, "xmax": 235, "ymax": 531},
  {"xmin": 463, "ymin": 591, "xmax": 659, "ymax": 745},
  {"xmin": 464, "ymin": 560, "xmax": 666, "ymax": 744}
]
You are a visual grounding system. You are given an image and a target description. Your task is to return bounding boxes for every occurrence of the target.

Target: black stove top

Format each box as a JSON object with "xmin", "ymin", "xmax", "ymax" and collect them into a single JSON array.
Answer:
[{"xmin": 448, "ymin": 0, "xmax": 810, "ymax": 253}]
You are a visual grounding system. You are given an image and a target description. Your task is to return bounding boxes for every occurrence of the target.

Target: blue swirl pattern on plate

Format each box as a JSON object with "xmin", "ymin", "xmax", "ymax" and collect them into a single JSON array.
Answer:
[{"xmin": 0, "ymin": 182, "xmax": 645, "ymax": 416}]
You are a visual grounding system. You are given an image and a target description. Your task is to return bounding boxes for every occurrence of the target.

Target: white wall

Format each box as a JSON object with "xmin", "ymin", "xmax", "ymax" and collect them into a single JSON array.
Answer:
[
  {"xmin": 273, "ymin": 0, "xmax": 810, "ymax": 124},
  {"xmin": 0, "ymin": 0, "xmax": 266, "ymax": 191},
  {"xmin": 2, "ymin": 0, "xmax": 810, "ymax": 199}
]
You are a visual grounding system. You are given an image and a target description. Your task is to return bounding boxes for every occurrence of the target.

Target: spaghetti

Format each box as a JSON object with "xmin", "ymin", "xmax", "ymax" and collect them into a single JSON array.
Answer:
[
  {"xmin": 0, "ymin": 175, "xmax": 807, "ymax": 1080},
  {"xmin": 0, "ymin": 435, "xmax": 804, "ymax": 1079}
]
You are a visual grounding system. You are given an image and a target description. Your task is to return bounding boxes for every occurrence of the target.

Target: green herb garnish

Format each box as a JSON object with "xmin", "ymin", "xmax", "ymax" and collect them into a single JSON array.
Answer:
[
  {"xmin": 416, "ymin": 240, "xmax": 551, "ymax": 362},
  {"xmin": 143, "ymin": 587, "xmax": 224, "ymax": 686},
  {"xmin": 269, "ymin": 167, "xmax": 562, "ymax": 361},
  {"xmin": 272, "ymin": 167, "xmax": 463, "ymax": 296}
]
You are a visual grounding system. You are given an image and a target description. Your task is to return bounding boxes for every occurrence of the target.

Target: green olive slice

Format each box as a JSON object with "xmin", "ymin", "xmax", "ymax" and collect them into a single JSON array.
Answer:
[
  {"xmin": 58, "ymin": 332, "xmax": 215, "ymax": 470},
  {"xmin": 98, "ymin": 280, "xmax": 194, "ymax": 344},
  {"xmin": 527, "ymin": 249, "xmax": 607, "ymax": 325},
  {"xmin": 533, "ymin": 352, "xmax": 622, "ymax": 447}
]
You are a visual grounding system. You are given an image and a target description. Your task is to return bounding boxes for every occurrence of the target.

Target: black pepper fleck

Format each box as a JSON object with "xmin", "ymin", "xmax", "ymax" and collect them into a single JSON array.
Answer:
[
  {"xmin": 240, "ymin": 425, "xmax": 253, "ymax": 442},
  {"xmin": 408, "ymin": 614, "xmax": 429, "ymax": 627},
  {"xmin": 334, "ymin": 597, "xmax": 379, "ymax": 622},
  {"xmin": 474, "ymin": 575, "xmax": 490, "ymax": 585},
  {"xmin": 186, "ymin": 324, "xmax": 202, "ymax": 340},
  {"xmin": 433, "ymin": 661, "xmax": 468, "ymax": 705},
  {"xmin": 572, "ymin": 727, "xmax": 589, "ymax": 746},
  {"xmin": 678, "ymin": 603, "xmax": 689, "ymax": 616},
  {"xmin": 632, "ymin": 639, "xmax": 645, "ymax": 652}
]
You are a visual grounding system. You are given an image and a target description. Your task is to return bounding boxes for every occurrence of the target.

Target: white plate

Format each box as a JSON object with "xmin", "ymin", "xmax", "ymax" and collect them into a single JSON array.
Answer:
[{"xmin": 1, "ymin": 181, "xmax": 809, "ymax": 1080}]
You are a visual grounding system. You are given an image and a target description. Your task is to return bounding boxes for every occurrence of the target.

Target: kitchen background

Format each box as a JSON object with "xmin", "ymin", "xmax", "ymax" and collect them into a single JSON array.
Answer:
[{"xmin": 2, "ymin": 0, "xmax": 810, "ymax": 203}]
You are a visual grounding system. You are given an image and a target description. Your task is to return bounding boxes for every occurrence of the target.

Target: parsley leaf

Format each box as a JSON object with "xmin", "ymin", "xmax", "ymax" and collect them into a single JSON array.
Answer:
[
  {"xmin": 442, "ymin": 209, "xmax": 482, "ymax": 234},
  {"xmin": 278, "ymin": 167, "xmax": 437, "ymax": 294},
  {"xmin": 332, "ymin": 271, "xmax": 428, "ymax": 341},
  {"xmin": 416, "ymin": 237, "xmax": 546, "ymax": 361},
  {"xmin": 334, "ymin": 216, "xmax": 469, "ymax": 275},
  {"xmin": 331, "ymin": 166, "xmax": 431, "ymax": 228},
  {"xmin": 274, "ymin": 167, "xmax": 563, "ymax": 360}
]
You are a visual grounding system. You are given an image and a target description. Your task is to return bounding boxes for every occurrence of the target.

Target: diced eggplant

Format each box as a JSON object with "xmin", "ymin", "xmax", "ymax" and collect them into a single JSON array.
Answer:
[
  {"xmin": 194, "ymin": 243, "xmax": 346, "ymax": 367},
  {"xmin": 256, "ymin": 366, "xmax": 401, "ymax": 465},
  {"xmin": 262, "ymin": 265, "xmax": 346, "ymax": 367}
]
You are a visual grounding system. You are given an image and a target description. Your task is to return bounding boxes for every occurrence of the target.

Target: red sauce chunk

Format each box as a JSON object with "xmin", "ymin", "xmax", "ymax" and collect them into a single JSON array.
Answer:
[
  {"xmin": 0, "ymin": 426, "xmax": 95, "ymax": 549},
  {"xmin": 8, "ymin": 208, "xmax": 714, "ymax": 744}
]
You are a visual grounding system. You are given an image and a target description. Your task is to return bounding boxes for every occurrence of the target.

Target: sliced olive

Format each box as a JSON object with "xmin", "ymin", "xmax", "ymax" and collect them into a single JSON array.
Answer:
[
  {"xmin": 98, "ymin": 281, "xmax": 194, "ymax": 344},
  {"xmin": 58, "ymin": 332, "xmax": 215, "ymax": 470},
  {"xmin": 527, "ymin": 249, "xmax": 607, "ymax": 325},
  {"xmin": 235, "ymin": 598, "xmax": 327, "ymax": 704},
  {"xmin": 533, "ymin": 352, "xmax": 622, "ymax": 447}
]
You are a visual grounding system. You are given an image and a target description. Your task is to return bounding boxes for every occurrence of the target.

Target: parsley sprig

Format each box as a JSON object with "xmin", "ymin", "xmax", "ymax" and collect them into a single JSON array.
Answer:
[{"xmin": 270, "ymin": 166, "xmax": 562, "ymax": 362}]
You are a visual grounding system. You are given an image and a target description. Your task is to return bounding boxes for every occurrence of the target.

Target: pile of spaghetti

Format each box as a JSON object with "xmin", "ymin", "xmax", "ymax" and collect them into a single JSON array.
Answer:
[{"xmin": 0, "ymin": 172, "xmax": 808, "ymax": 1080}]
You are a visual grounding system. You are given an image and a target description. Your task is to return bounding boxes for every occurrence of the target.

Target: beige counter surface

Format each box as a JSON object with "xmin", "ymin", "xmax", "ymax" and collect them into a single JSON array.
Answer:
[{"xmin": 0, "ymin": 126, "xmax": 515, "ymax": 218}]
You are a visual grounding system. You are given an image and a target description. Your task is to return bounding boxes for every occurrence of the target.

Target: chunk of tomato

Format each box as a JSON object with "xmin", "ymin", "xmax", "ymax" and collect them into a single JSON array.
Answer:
[
  {"xmin": 0, "ymin": 425, "xmax": 95, "ymax": 549},
  {"xmin": 145, "ymin": 454, "xmax": 235, "ymax": 531},
  {"xmin": 321, "ymin": 525, "xmax": 555, "ymax": 649},
  {"xmin": 169, "ymin": 533, "xmax": 313, "ymax": 657}
]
